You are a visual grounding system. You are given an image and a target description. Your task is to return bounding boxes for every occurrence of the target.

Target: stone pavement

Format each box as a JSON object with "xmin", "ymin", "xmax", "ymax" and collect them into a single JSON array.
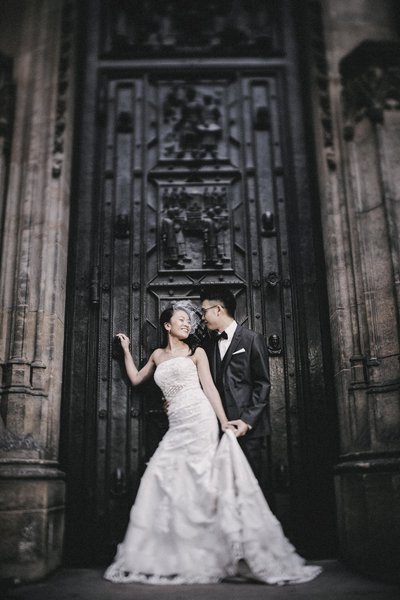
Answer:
[{"xmin": 3, "ymin": 561, "xmax": 400, "ymax": 600}]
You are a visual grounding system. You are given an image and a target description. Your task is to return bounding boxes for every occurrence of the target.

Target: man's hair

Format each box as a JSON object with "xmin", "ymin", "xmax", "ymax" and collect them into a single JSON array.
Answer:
[{"xmin": 199, "ymin": 286, "xmax": 236, "ymax": 318}]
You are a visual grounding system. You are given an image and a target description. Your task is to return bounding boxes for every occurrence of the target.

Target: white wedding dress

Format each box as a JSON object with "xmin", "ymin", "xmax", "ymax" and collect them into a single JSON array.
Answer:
[{"xmin": 104, "ymin": 356, "xmax": 322, "ymax": 585}]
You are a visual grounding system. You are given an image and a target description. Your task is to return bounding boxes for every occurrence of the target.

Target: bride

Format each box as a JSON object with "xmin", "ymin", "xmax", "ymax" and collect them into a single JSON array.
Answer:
[{"xmin": 104, "ymin": 301, "xmax": 322, "ymax": 585}]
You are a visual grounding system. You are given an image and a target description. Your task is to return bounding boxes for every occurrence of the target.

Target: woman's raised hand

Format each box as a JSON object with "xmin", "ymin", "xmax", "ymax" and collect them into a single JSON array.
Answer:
[{"xmin": 116, "ymin": 333, "xmax": 130, "ymax": 352}]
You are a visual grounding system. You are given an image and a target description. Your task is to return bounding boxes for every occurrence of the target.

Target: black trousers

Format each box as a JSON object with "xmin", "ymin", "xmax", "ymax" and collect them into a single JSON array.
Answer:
[{"xmin": 238, "ymin": 436, "xmax": 264, "ymax": 483}]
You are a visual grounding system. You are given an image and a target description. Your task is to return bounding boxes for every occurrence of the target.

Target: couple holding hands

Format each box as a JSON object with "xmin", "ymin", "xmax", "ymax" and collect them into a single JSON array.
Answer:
[{"xmin": 104, "ymin": 287, "xmax": 321, "ymax": 586}]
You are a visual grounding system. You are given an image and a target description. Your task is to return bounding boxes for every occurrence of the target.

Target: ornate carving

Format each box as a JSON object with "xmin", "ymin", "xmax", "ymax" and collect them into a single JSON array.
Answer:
[
  {"xmin": 265, "ymin": 271, "xmax": 279, "ymax": 287},
  {"xmin": 160, "ymin": 185, "xmax": 230, "ymax": 269},
  {"xmin": 0, "ymin": 419, "xmax": 41, "ymax": 452},
  {"xmin": 162, "ymin": 85, "xmax": 222, "ymax": 160},
  {"xmin": 261, "ymin": 211, "xmax": 276, "ymax": 237},
  {"xmin": 268, "ymin": 333, "xmax": 282, "ymax": 356},
  {"xmin": 307, "ymin": 1, "xmax": 335, "ymax": 169},
  {"xmin": 52, "ymin": 0, "xmax": 75, "ymax": 178},
  {"xmin": 103, "ymin": 0, "xmax": 281, "ymax": 58},
  {"xmin": 340, "ymin": 41, "xmax": 400, "ymax": 140}
]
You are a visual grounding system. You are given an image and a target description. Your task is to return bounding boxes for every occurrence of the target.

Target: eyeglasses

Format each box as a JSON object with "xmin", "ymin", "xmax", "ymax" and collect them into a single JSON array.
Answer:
[{"xmin": 201, "ymin": 304, "xmax": 225, "ymax": 316}]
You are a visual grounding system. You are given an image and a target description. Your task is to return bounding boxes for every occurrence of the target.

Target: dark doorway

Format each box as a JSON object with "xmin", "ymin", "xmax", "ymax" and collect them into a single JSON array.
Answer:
[{"xmin": 61, "ymin": 0, "xmax": 338, "ymax": 565}]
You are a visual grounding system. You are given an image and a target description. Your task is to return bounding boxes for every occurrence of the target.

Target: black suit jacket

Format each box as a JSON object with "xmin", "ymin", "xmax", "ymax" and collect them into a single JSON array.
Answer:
[{"xmin": 203, "ymin": 324, "xmax": 271, "ymax": 438}]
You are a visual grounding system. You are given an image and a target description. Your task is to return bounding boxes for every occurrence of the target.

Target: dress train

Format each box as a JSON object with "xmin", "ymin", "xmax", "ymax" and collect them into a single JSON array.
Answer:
[{"xmin": 104, "ymin": 356, "xmax": 322, "ymax": 585}]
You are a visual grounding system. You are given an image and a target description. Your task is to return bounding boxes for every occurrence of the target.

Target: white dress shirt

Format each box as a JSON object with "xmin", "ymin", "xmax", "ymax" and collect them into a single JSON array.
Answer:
[{"xmin": 218, "ymin": 320, "xmax": 237, "ymax": 360}]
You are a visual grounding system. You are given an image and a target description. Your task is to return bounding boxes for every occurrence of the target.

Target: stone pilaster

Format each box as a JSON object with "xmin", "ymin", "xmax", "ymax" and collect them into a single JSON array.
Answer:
[
  {"xmin": 335, "ymin": 39, "xmax": 400, "ymax": 582},
  {"xmin": 305, "ymin": 0, "xmax": 400, "ymax": 582},
  {"xmin": 0, "ymin": 52, "xmax": 14, "ymax": 249},
  {"xmin": 0, "ymin": 0, "xmax": 76, "ymax": 582}
]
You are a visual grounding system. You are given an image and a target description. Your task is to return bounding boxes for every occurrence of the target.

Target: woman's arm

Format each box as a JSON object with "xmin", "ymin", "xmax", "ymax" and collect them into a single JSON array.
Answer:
[
  {"xmin": 193, "ymin": 347, "xmax": 234, "ymax": 433},
  {"xmin": 116, "ymin": 333, "xmax": 156, "ymax": 386}
]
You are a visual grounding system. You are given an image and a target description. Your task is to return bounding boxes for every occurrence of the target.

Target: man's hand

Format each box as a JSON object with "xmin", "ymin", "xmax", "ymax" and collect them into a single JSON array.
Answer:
[{"xmin": 228, "ymin": 419, "xmax": 249, "ymax": 437}]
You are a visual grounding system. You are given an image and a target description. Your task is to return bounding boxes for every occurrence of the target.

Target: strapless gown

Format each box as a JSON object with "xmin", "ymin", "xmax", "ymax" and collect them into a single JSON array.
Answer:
[{"xmin": 104, "ymin": 356, "xmax": 322, "ymax": 585}]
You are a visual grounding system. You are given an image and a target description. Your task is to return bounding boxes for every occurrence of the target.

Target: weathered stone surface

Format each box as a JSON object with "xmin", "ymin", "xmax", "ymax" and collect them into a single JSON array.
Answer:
[
  {"xmin": 335, "ymin": 469, "xmax": 400, "ymax": 582},
  {"xmin": 305, "ymin": 0, "xmax": 400, "ymax": 582},
  {"xmin": 0, "ymin": 0, "xmax": 75, "ymax": 582},
  {"xmin": 0, "ymin": 475, "xmax": 65, "ymax": 581}
]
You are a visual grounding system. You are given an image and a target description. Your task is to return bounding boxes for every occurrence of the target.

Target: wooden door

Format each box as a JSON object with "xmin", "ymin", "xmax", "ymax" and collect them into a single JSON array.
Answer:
[{"xmin": 61, "ymin": 0, "xmax": 337, "ymax": 565}]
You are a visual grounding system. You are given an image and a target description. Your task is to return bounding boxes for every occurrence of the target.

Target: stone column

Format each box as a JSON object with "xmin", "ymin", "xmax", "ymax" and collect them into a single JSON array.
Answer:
[
  {"xmin": 335, "ymin": 38, "xmax": 400, "ymax": 582},
  {"xmin": 0, "ymin": 0, "xmax": 76, "ymax": 582},
  {"xmin": 305, "ymin": 0, "xmax": 400, "ymax": 582},
  {"xmin": 0, "ymin": 53, "xmax": 14, "ymax": 247}
]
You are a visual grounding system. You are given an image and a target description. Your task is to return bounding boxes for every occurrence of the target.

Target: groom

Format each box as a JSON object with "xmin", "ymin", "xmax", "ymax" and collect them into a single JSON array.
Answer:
[{"xmin": 199, "ymin": 286, "xmax": 270, "ymax": 481}]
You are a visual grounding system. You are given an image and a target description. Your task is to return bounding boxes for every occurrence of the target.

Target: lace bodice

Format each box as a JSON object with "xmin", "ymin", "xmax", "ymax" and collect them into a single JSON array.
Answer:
[{"xmin": 154, "ymin": 357, "xmax": 201, "ymax": 400}]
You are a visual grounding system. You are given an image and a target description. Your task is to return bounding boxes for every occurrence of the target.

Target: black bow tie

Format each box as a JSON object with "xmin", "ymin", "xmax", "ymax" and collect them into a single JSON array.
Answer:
[{"xmin": 217, "ymin": 331, "xmax": 228, "ymax": 340}]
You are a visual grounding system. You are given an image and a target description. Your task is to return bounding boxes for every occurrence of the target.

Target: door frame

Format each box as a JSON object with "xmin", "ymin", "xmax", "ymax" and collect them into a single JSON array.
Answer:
[{"xmin": 60, "ymin": 0, "xmax": 338, "ymax": 565}]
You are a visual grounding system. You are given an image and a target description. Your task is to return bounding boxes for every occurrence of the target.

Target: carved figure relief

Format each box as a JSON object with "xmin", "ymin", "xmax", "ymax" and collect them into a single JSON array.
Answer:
[
  {"xmin": 0, "ymin": 417, "xmax": 41, "ymax": 453},
  {"xmin": 308, "ymin": 0, "xmax": 335, "ymax": 170},
  {"xmin": 104, "ymin": 0, "xmax": 280, "ymax": 57},
  {"xmin": 268, "ymin": 333, "xmax": 282, "ymax": 356},
  {"xmin": 340, "ymin": 41, "xmax": 400, "ymax": 140},
  {"xmin": 52, "ymin": 0, "xmax": 75, "ymax": 178},
  {"xmin": 162, "ymin": 85, "xmax": 222, "ymax": 159},
  {"xmin": 160, "ymin": 185, "xmax": 230, "ymax": 270}
]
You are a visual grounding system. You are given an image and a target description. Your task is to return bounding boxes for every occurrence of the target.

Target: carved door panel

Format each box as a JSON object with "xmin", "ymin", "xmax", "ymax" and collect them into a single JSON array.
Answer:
[
  {"xmin": 63, "ymin": 0, "xmax": 337, "ymax": 566},
  {"xmin": 84, "ymin": 70, "xmax": 299, "ymax": 559}
]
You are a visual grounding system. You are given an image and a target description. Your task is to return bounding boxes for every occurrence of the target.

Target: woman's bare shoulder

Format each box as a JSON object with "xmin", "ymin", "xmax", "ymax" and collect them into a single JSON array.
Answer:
[
  {"xmin": 193, "ymin": 346, "xmax": 207, "ymax": 361},
  {"xmin": 150, "ymin": 348, "xmax": 164, "ymax": 364}
]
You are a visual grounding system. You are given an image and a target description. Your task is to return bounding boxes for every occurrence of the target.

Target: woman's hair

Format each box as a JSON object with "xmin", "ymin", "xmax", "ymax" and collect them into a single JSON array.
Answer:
[{"xmin": 159, "ymin": 305, "xmax": 199, "ymax": 355}]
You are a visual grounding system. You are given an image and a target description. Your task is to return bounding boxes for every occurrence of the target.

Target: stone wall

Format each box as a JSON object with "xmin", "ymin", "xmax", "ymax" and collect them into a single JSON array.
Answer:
[
  {"xmin": 0, "ymin": 0, "xmax": 76, "ymax": 581},
  {"xmin": 305, "ymin": 0, "xmax": 400, "ymax": 582}
]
